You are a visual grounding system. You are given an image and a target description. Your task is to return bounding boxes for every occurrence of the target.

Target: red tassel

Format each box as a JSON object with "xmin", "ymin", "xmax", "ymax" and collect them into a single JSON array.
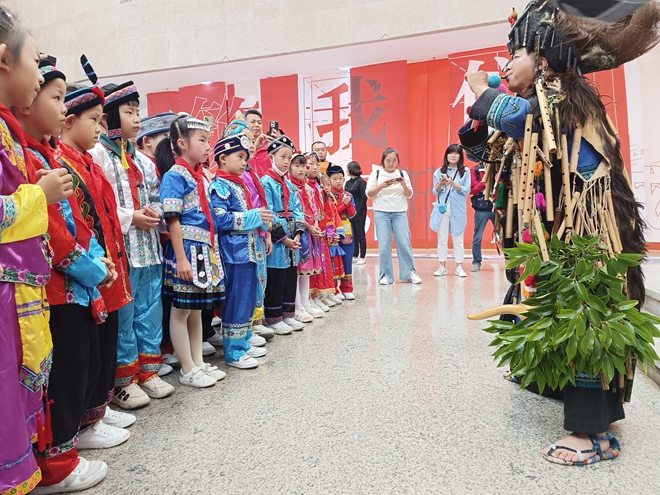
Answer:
[
  {"xmin": 45, "ymin": 398, "xmax": 55, "ymax": 448},
  {"xmin": 36, "ymin": 411, "xmax": 46, "ymax": 452}
]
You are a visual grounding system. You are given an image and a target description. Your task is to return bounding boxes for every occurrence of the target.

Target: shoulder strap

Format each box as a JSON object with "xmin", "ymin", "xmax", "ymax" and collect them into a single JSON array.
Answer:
[{"xmin": 376, "ymin": 169, "xmax": 379, "ymax": 180}]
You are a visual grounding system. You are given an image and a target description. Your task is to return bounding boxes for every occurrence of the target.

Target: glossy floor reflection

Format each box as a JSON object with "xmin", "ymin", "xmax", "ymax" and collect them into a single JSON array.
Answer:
[{"xmin": 83, "ymin": 258, "xmax": 660, "ymax": 495}]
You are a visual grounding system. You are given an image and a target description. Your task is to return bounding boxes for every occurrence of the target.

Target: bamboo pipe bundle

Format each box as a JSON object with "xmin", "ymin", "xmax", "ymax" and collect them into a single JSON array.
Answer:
[
  {"xmin": 602, "ymin": 204, "xmax": 622, "ymax": 254},
  {"xmin": 467, "ymin": 304, "xmax": 528, "ymax": 320},
  {"xmin": 533, "ymin": 212, "xmax": 550, "ymax": 262},
  {"xmin": 541, "ymin": 139, "xmax": 554, "ymax": 222},
  {"xmin": 484, "ymin": 162, "xmax": 494, "ymax": 201},
  {"xmin": 606, "ymin": 191, "xmax": 623, "ymax": 253},
  {"xmin": 506, "ymin": 190, "xmax": 515, "ymax": 239},
  {"xmin": 569, "ymin": 127, "xmax": 582, "ymax": 173},
  {"xmin": 488, "ymin": 130, "xmax": 504, "ymax": 146},
  {"xmin": 556, "ymin": 191, "xmax": 581, "ymax": 239},
  {"xmin": 523, "ymin": 133, "xmax": 539, "ymax": 224},
  {"xmin": 560, "ymin": 134, "xmax": 573, "ymax": 228},
  {"xmin": 518, "ymin": 115, "xmax": 534, "ymax": 212},
  {"xmin": 535, "ymin": 81, "xmax": 557, "ymax": 153},
  {"xmin": 512, "ymin": 162, "xmax": 520, "ymax": 205}
]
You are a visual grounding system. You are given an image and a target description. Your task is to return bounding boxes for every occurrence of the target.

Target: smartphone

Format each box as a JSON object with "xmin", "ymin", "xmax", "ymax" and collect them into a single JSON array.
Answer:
[
  {"xmin": 268, "ymin": 120, "xmax": 279, "ymax": 136},
  {"xmin": 393, "ymin": 177, "xmax": 404, "ymax": 182},
  {"xmin": 440, "ymin": 173, "xmax": 448, "ymax": 180}
]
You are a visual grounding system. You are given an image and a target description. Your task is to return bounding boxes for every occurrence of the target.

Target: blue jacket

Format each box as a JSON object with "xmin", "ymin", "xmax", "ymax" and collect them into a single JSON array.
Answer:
[{"xmin": 432, "ymin": 166, "xmax": 471, "ymax": 236}]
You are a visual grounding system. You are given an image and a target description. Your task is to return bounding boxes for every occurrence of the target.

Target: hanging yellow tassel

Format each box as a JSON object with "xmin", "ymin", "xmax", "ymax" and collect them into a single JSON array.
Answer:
[{"xmin": 121, "ymin": 138, "xmax": 129, "ymax": 170}]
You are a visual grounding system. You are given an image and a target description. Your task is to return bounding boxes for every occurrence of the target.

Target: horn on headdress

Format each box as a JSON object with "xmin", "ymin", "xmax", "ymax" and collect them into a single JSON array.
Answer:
[{"xmin": 80, "ymin": 55, "xmax": 98, "ymax": 85}]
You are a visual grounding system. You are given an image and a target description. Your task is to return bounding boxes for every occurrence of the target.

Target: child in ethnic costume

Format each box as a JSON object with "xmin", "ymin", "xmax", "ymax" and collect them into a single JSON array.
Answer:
[
  {"xmin": 321, "ymin": 174, "xmax": 346, "ymax": 305},
  {"xmin": 218, "ymin": 116, "xmax": 273, "ymax": 343},
  {"xmin": 260, "ymin": 136, "xmax": 306, "ymax": 334},
  {"xmin": 289, "ymin": 153, "xmax": 324, "ymax": 321},
  {"xmin": 90, "ymin": 80, "xmax": 174, "ymax": 407},
  {"xmin": 19, "ymin": 59, "xmax": 122, "ymax": 494},
  {"xmin": 0, "ymin": 15, "xmax": 75, "ymax": 493},
  {"xmin": 327, "ymin": 164, "xmax": 357, "ymax": 300},
  {"xmin": 160, "ymin": 115, "xmax": 225, "ymax": 388},
  {"xmin": 209, "ymin": 134, "xmax": 273, "ymax": 369}
]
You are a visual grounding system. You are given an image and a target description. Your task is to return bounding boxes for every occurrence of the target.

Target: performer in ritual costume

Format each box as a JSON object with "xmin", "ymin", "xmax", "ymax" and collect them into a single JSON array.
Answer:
[
  {"xmin": 90, "ymin": 77, "xmax": 174, "ymax": 407},
  {"xmin": 327, "ymin": 165, "xmax": 357, "ymax": 299},
  {"xmin": 462, "ymin": 0, "xmax": 660, "ymax": 465},
  {"xmin": 56, "ymin": 74, "xmax": 134, "ymax": 447},
  {"xmin": 221, "ymin": 115, "xmax": 273, "ymax": 342},
  {"xmin": 260, "ymin": 135, "xmax": 306, "ymax": 334},
  {"xmin": 0, "ymin": 14, "xmax": 72, "ymax": 492},
  {"xmin": 160, "ymin": 114, "xmax": 225, "ymax": 388},
  {"xmin": 209, "ymin": 134, "xmax": 272, "ymax": 369},
  {"xmin": 289, "ymin": 153, "xmax": 324, "ymax": 321}
]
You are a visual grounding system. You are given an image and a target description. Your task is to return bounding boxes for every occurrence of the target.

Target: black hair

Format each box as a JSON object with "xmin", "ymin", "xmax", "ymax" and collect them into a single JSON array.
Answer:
[
  {"xmin": 380, "ymin": 147, "xmax": 400, "ymax": 167},
  {"xmin": 66, "ymin": 83, "xmax": 83, "ymax": 93},
  {"xmin": 347, "ymin": 161, "xmax": 362, "ymax": 177},
  {"xmin": 102, "ymin": 83, "xmax": 139, "ymax": 138},
  {"xmin": 244, "ymin": 109, "xmax": 262, "ymax": 119},
  {"xmin": 168, "ymin": 115, "xmax": 206, "ymax": 157},
  {"xmin": 440, "ymin": 144, "xmax": 466, "ymax": 177},
  {"xmin": 0, "ymin": 6, "xmax": 27, "ymax": 62},
  {"xmin": 291, "ymin": 154, "xmax": 308, "ymax": 166},
  {"xmin": 311, "ymin": 141, "xmax": 326, "ymax": 149},
  {"xmin": 155, "ymin": 137, "xmax": 175, "ymax": 177}
]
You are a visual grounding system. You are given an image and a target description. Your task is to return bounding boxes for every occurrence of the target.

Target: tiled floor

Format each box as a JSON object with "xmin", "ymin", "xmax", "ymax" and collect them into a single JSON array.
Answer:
[{"xmin": 82, "ymin": 258, "xmax": 660, "ymax": 495}]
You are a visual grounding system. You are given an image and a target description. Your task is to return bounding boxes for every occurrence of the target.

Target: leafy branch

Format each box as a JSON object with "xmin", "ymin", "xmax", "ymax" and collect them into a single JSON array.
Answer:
[{"xmin": 484, "ymin": 234, "xmax": 660, "ymax": 393}]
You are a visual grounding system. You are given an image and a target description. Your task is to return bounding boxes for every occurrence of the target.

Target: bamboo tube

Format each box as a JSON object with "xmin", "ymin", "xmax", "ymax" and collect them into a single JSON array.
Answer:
[
  {"xmin": 484, "ymin": 162, "xmax": 494, "ymax": 201},
  {"xmin": 542, "ymin": 139, "xmax": 554, "ymax": 222},
  {"xmin": 618, "ymin": 373, "xmax": 625, "ymax": 390},
  {"xmin": 506, "ymin": 190, "xmax": 514, "ymax": 239},
  {"xmin": 536, "ymin": 148, "xmax": 553, "ymax": 169},
  {"xmin": 569, "ymin": 127, "xmax": 582, "ymax": 173},
  {"xmin": 556, "ymin": 191, "xmax": 581, "ymax": 239},
  {"xmin": 574, "ymin": 204, "xmax": 583, "ymax": 236},
  {"xmin": 523, "ymin": 133, "xmax": 539, "ymax": 224},
  {"xmin": 533, "ymin": 212, "xmax": 550, "ymax": 262},
  {"xmin": 504, "ymin": 137, "xmax": 516, "ymax": 154},
  {"xmin": 535, "ymin": 81, "xmax": 557, "ymax": 153},
  {"xmin": 518, "ymin": 115, "xmax": 534, "ymax": 212},
  {"xmin": 467, "ymin": 304, "xmax": 529, "ymax": 320},
  {"xmin": 606, "ymin": 191, "xmax": 623, "ymax": 252},
  {"xmin": 560, "ymin": 134, "xmax": 573, "ymax": 228},
  {"xmin": 554, "ymin": 106, "xmax": 562, "ymax": 160},
  {"xmin": 488, "ymin": 130, "xmax": 504, "ymax": 146}
]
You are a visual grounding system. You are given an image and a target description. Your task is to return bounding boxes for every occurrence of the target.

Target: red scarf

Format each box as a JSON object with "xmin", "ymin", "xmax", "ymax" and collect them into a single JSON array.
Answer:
[
  {"xmin": 216, "ymin": 169, "xmax": 253, "ymax": 209},
  {"xmin": 265, "ymin": 167, "xmax": 290, "ymax": 214},
  {"xmin": 177, "ymin": 157, "xmax": 215, "ymax": 242},
  {"xmin": 246, "ymin": 166, "xmax": 267, "ymax": 208},
  {"xmin": 289, "ymin": 176, "xmax": 311, "ymax": 216}
]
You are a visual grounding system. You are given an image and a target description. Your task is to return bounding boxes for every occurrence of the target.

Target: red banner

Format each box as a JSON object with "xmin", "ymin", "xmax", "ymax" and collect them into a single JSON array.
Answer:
[
  {"xmin": 260, "ymin": 75, "xmax": 300, "ymax": 148},
  {"xmin": 147, "ymin": 91, "xmax": 180, "ymax": 115}
]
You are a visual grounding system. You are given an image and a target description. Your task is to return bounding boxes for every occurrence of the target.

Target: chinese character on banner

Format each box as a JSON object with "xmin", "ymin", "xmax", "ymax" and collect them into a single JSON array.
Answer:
[
  {"xmin": 303, "ymin": 74, "xmax": 352, "ymax": 166},
  {"xmin": 448, "ymin": 47, "xmax": 510, "ymax": 137},
  {"xmin": 179, "ymin": 82, "xmax": 227, "ymax": 144},
  {"xmin": 350, "ymin": 75, "xmax": 390, "ymax": 149}
]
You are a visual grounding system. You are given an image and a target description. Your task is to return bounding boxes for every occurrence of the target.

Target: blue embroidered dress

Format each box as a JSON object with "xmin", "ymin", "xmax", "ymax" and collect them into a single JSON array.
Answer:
[{"xmin": 160, "ymin": 165, "xmax": 224, "ymax": 309}]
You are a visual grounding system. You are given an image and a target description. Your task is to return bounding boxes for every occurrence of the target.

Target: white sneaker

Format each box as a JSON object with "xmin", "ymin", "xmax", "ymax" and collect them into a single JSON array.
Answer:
[
  {"xmin": 77, "ymin": 420, "xmax": 130, "ymax": 450},
  {"xmin": 328, "ymin": 294, "xmax": 343, "ymax": 304},
  {"xmin": 201, "ymin": 362, "xmax": 226, "ymax": 381},
  {"xmin": 283, "ymin": 317, "xmax": 305, "ymax": 331},
  {"xmin": 456, "ymin": 266, "xmax": 468, "ymax": 278},
  {"xmin": 30, "ymin": 456, "xmax": 107, "ymax": 494},
  {"xmin": 202, "ymin": 341, "xmax": 216, "ymax": 357},
  {"xmin": 207, "ymin": 332, "xmax": 224, "ymax": 347},
  {"xmin": 342, "ymin": 292, "xmax": 356, "ymax": 300},
  {"xmin": 305, "ymin": 304, "xmax": 325, "ymax": 318},
  {"xmin": 471, "ymin": 263, "xmax": 481, "ymax": 272},
  {"xmin": 410, "ymin": 270, "xmax": 422, "ymax": 284},
  {"xmin": 226, "ymin": 354, "xmax": 259, "ymax": 369},
  {"xmin": 250, "ymin": 333, "xmax": 267, "ymax": 347},
  {"xmin": 139, "ymin": 376, "xmax": 175, "ymax": 399},
  {"xmin": 211, "ymin": 316, "xmax": 222, "ymax": 327},
  {"xmin": 312, "ymin": 299, "xmax": 330, "ymax": 312},
  {"xmin": 321, "ymin": 296, "xmax": 336, "ymax": 307},
  {"xmin": 337, "ymin": 293, "xmax": 346, "ymax": 300},
  {"xmin": 179, "ymin": 366, "xmax": 216, "ymax": 388},
  {"xmin": 352, "ymin": 257, "xmax": 358, "ymax": 264},
  {"xmin": 434, "ymin": 266, "xmax": 448, "ymax": 277},
  {"xmin": 158, "ymin": 363, "xmax": 173, "ymax": 377},
  {"xmin": 162, "ymin": 352, "xmax": 179, "ymax": 366},
  {"xmin": 356, "ymin": 258, "xmax": 366, "ymax": 265},
  {"xmin": 111, "ymin": 383, "xmax": 150, "ymax": 410},
  {"xmin": 246, "ymin": 346, "xmax": 267, "ymax": 358},
  {"xmin": 252, "ymin": 324, "xmax": 274, "ymax": 340},
  {"xmin": 101, "ymin": 406, "xmax": 135, "ymax": 429},
  {"xmin": 270, "ymin": 321, "xmax": 293, "ymax": 335},
  {"xmin": 295, "ymin": 309, "xmax": 314, "ymax": 323},
  {"xmin": 380, "ymin": 275, "xmax": 391, "ymax": 285}
]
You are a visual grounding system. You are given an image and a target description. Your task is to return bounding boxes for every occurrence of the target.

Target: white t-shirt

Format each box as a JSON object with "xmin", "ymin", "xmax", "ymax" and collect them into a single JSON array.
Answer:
[{"xmin": 366, "ymin": 168, "xmax": 414, "ymax": 212}]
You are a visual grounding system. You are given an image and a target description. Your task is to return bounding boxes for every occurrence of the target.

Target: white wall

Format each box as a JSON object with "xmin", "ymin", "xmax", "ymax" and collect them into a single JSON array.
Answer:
[{"xmin": 12, "ymin": 0, "xmax": 514, "ymax": 80}]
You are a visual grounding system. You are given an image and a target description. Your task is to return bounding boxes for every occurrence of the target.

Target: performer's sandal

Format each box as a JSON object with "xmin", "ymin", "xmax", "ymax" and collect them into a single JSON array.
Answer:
[{"xmin": 544, "ymin": 433, "xmax": 621, "ymax": 466}]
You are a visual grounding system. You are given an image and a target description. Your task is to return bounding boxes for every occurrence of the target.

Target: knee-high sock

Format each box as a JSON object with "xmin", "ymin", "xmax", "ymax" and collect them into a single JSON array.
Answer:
[
  {"xmin": 296, "ymin": 275, "xmax": 310, "ymax": 310},
  {"xmin": 170, "ymin": 306, "xmax": 194, "ymax": 374}
]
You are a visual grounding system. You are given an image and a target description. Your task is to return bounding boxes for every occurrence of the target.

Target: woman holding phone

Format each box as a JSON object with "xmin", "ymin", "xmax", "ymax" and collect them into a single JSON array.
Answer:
[
  {"xmin": 431, "ymin": 144, "xmax": 472, "ymax": 277},
  {"xmin": 366, "ymin": 148, "xmax": 421, "ymax": 285}
]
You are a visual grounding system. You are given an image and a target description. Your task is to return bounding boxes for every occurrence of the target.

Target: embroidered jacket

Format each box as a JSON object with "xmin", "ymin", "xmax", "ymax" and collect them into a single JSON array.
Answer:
[
  {"xmin": 90, "ymin": 135, "xmax": 163, "ymax": 268},
  {"xmin": 331, "ymin": 188, "xmax": 356, "ymax": 244}
]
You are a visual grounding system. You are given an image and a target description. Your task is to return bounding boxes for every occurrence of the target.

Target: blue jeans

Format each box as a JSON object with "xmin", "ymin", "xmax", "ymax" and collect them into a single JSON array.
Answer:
[
  {"xmin": 374, "ymin": 211, "xmax": 416, "ymax": 283},
  {"xmin": 472, "ymin": 210, "xmax": 495, "ymax": 265}
]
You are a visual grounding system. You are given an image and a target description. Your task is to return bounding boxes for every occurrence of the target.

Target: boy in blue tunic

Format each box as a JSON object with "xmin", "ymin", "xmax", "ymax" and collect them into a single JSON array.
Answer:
[{"xmin": 209, "ymin": 135, "xmax": 273, "ymax": 369}]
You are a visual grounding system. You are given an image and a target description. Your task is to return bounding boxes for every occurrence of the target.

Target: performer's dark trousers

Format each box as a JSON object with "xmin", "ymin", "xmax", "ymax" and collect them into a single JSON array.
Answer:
[
  {"xmin": 264, "ymin": 265, "xmax": 298, "ymax": 324},
  {"xmin": 350, "ymin": 210, "xmax": 367, "ymax": 259}
]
